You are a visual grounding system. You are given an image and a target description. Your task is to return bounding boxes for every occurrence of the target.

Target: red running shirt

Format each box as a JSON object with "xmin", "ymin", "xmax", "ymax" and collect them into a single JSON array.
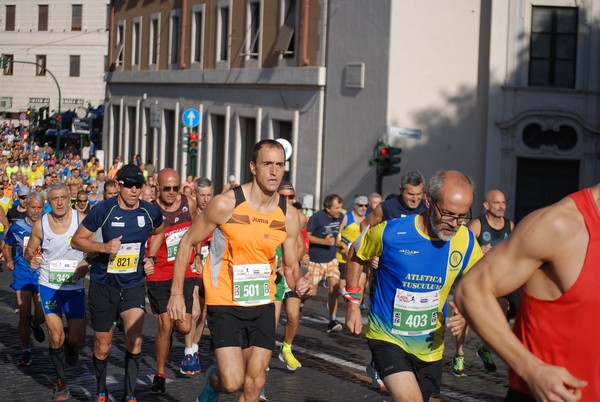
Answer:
[{"xmin": 509, "ymin": 188, "xmax": 600, "ymax": 400}]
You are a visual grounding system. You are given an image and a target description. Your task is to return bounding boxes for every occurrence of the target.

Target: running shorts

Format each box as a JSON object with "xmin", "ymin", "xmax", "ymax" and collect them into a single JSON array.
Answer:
[
  {"xmin": 89, "ymin": 281, "xmax": 146, "ymax": 332},
  {"xmin": 146, "ymin": 278, "xmax": 194, "ymax": 315},
  {"xmin": 307, "ymin": 259, "xmax": 340, "ymax": 286},
  {"xmin": 207, "ymin": 303, "xmax": 275, "ymax": 350},
  {"xmin": 39, "ymin": 285, "xmax": 86, "ymax": 319}
]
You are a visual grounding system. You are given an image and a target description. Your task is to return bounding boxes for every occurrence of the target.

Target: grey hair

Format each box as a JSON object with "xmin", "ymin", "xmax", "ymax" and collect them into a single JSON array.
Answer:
[
  {"xmin": 427, "ymin": 170, "xmax": 475, "ymax": 203},
  {"xmin": 27, "ymin": 191, "xmax": 45, "ymax": 205},
  {"xmin": 194, "ymin": 177, "xmax": 212, "ymax": 190},
  {"xmin": 47, "ymin": 182, "xmax": 71, "ymax": 198},
  {"xmin": 401, "ymin": 171, "xmax": 426, "ymax": 189}
]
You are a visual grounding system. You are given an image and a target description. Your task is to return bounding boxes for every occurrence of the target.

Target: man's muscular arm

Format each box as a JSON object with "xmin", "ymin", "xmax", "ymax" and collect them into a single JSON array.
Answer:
[{"xmin": 455, "ymin": 203, "xmax": 588, "ymax": 402}]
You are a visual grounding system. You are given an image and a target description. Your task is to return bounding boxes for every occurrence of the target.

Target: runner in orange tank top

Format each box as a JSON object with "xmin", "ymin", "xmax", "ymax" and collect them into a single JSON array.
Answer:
[{"xmin": 167, "ymin": 140, "xmax": 312, "ymax": 402}]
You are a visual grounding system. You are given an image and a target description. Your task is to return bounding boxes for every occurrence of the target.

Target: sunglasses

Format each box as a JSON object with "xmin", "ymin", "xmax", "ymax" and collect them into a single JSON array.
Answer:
[
  {"xmin": 122, "ymin": 182, "xmax": 143, "ymax": 189},
  {"xmin": 77, "ymin": 199, "xmax": 87, "ymax": 203},
  {"xmin": 280, "ymin": 194, "xmax": 295, "ymax": 200},
  {"xmin": 162, "ymin": 186, "xmax": 180, "ymax": 193},
  {"xmin": 356, "ymin": 204, "xmax": 369, "ymax": 207}
]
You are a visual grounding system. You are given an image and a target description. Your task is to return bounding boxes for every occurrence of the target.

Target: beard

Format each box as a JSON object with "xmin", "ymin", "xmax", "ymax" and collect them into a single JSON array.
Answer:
[{"xmin": 428, "ymin": 212, "xmax": 458, "ymax": 242}]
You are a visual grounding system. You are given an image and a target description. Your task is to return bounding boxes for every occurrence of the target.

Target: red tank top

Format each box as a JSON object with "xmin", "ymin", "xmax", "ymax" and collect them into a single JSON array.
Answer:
[
  {"xmin": 146, "ymin": 195, "xmax": 195, "ymax": 282},
  {"xmin": 509, "ymin": 188, "xmax": 600, "ymax": 400}
]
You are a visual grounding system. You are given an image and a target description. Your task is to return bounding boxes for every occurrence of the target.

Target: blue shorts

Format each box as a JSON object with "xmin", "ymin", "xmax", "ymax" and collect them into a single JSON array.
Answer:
[
  {"xmin": 39, "ymin": 285, "xmax": 86, "ymax": 319},
  {"xmin": 11, "ymin": 270, "xmax": 40, "ymax": 293}
]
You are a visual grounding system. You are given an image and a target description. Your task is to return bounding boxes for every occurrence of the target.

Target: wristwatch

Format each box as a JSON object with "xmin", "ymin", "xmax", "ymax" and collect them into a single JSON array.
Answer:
[{"xmin": 148, "ymin": 256, "xmax": 157, "ymax": 264}]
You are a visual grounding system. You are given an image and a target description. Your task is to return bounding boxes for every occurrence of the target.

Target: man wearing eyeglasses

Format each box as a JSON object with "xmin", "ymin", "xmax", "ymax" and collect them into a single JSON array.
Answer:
[
  {"xmin": 146, "ymin": 168, "xmax": 197, "ymax": 395},
  {"xmin": 345, "ymin": 170, "xmax": 483, "ymax": 402},
  {"xmin": 71, "ymin": 163, "xmax": 164, "ymax": 402}
]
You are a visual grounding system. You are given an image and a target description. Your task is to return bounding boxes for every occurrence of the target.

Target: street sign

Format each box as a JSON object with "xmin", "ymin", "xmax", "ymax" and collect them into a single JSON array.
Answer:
[
  {"xmin": 182, "ymin": 108, "xmax": 201, "ymax": 128},
  {"xmin": 276, "ymin": 138, "xmax": 293, "ymax": 160},
  {"xmin": 19, "ymin": 113, "xmax": 26, "ymax": 121}
]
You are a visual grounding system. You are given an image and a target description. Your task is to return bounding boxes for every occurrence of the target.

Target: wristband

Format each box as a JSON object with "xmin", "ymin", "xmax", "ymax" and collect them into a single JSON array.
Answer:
[
  {"xmin": 147, "ymin": 256, "xmax": 157, "ymax": 264},
  {"xmin": 342, "ymin": 286, "xmax": 362, "ymax": 304}
]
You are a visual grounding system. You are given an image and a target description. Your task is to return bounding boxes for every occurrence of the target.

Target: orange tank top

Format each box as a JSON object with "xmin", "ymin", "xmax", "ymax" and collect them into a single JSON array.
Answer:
[
  {"xmin": 203, "ymin": 186, "xmax": 287, "ymax": 306},
  {"xmin": 509, "ymin": 188, "xmax": 600, "ymax": 400}
]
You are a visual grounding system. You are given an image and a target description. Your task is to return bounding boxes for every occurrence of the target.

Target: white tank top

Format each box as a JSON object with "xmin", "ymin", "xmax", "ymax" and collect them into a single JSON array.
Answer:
[{"xmin": 38, "ymin": 209, "xmax": 85, "ymax": 290}]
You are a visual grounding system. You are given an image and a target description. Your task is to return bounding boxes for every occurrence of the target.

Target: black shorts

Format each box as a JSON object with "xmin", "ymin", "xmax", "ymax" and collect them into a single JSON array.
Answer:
[
  {"xmin": 506, "ymin": 388, "xmax": 535, "ymax": 402},
  {"xmin": 368, "ymin": 338, "xmax": 442, "ymax": 401},
  {"xmin": 146, "ymin": 278, "xmax": 195, "ymax": 315},
  {"xmin": 89, "ymin": 281, "xmax": 146, "ymax": 332},
  {"xmin": 207, "ymin": 303, "xmax": 275, "ymax": 350}
]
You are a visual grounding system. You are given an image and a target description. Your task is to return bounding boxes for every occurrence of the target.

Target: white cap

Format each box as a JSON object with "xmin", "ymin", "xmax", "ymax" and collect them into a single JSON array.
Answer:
[{"xmin": 229, "ymin": 175, "xmax": 236, "ymax": 182}]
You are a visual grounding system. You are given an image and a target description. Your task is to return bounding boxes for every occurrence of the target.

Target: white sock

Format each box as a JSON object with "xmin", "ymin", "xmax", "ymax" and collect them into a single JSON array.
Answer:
[
  {"xmin": 185, "ymin": 347, "xmax": 194, "ymax": 355},
  {"xmin": 192, "ymin": 343, "xmax": 199, "ymax": 353}
]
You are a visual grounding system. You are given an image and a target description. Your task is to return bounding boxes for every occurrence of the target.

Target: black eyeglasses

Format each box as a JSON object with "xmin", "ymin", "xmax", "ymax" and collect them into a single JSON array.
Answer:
[
  {"xmin": 122, "ymin": 182, "xmax": 143, "ymax": 189},
  {"xmin": 431, "ymin": 200, "xmax": 471, "ymax": 226},
  {"xmin": 280, "ymin": 194, "xmax": 295, "ymax": 200},
  {"xmin": 356, "ymin": 204, "xmax": 369, "ymax": 208},
  {"xmin": 162, "ymin": 186, "xmax": 180, "ymax": 193}
]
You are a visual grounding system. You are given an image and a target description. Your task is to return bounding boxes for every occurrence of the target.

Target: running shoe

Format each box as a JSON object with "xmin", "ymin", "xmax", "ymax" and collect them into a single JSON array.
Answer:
[
  {"xmin": 19, "ymin": 350, "xmax": 32, "ymax": 366},
  {"xmin": 52, "ymin": 379, "xmax": 71, "ymax": 401},
  {"xmin": 150, "ymin": 373, "xmax": 166, "ymax": 394},
  {"xmin": 477, "ymin": 345, "xmax": 497, "ymax": 373},
  {"xmin": 278, "ymin": 347, "xmax": 301, "ymax": 371},
  {"xmin": 452, "ymin": 353, "xmax": 467, "ymax": 377},
  {"xmin": 259, "ymin": 388, "xmax": 267, "ymax": 401},
  {"xmin": 65, "ymin": 342, "xmax": 78, "ymax": 367},
  {"xmin": 122, "ymin": 396, "xmax": 137, "ymax": 401},
  {"xmin": 366, "ymin": 362, "xmax": 386, "ymax": 391},
  {"xmin": 193, "ymin": 351, "xmax": 201, "ymax": 374},
  {"xmin": 180, "ymin": 353, "xmax": 196, "ymax": 376},
  {"xmin": 326, "ymin": 320, "xmax": 342, "ymax": 333},
  {"xmin": 197, "ymin": 364, "xmax": 220, "ymax": 402},
  {"xmin": 96, "ymin": 392, "xmax": 108, "ymax": 402},
  {"xmin": 30, "ymin": 320, "xmax": 45, "ymax": 343}
]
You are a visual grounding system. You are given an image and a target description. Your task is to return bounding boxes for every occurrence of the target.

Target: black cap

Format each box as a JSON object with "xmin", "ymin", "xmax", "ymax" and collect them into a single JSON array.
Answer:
[{"xmin": 116, "ymin": 163, "xmax": 145, "ymax": 185}]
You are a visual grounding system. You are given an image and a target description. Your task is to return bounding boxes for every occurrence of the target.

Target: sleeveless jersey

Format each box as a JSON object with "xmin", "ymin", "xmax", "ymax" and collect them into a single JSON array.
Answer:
[
  {"xmin": 509, "ymin": 188, "xmax": 600, "ymax": 400},
  {"xmin": 203, "ymin": 186, "xmax": 287, "ymax": 306},
  {"xmin": 4, "ymin": 218, "xmax": 38, "ymax": 287},
  {"xmin": 38, "ymin": 210, "xmax": 85, "ymax": 290},
  {"xmin": 381, "ymin": 196, "xmax": 427, "ymax": 221},
  {"xmin": 147, "ymin": 195, "xmax": 195, "ymax": 282},
  {"xmin": 336, "ymin": 211, "xmax": 362, "ymax": 263},
  {"xmin": 476, "ymin": 215, "xmax": 511, "ymax": 247},
  {"xmin": 356, "ymin": 215, "xmax": 482, "ymax": 362}
]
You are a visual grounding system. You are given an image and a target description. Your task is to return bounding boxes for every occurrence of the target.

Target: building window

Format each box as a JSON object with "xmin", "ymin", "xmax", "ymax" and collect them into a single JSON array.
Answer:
[
  {"xmin": 274, "ymin": 0, "xmax": 297, "ymax": 59},
  {"xmin": 72, "ymin": 4, "xmax": 82, "ymax": 31},
  {"xmin": 529, "ymin": 6, "xmax": 577, "ymax": 88},
  {"xmin": 149, "ymin": 16, "xmax": 159, "ymax": 66},
  {"xmin": 169, "ymin": 12, "xmax": 180, "ymax": 65},
  {"xmin": 2, "ymin": 54, "xmax": 14, "ymax": 76},
  {"xmin": 70, "ymin": 55, "xmax": 80, "ymax": 77},
  {"xmin": 132, "ymin": 19, "xmax": 141, "ymax": 66},
  {"xmin": 245, "ymin": 0, "xmax": 261, "ymax": 60},
  {"xmin": 116, "ymin": 21, "xmax": 125, "ymax": 67},
  {"xmin": 6, "ymin": 5, "xmax": 15, "ymax": 31},
  {"xmin": 36, "ymin": 55, "xmax": 47, "ymax": 76},
  {"xmin": 191, "ymin": 7, "xmax": 204, "ymax": 65},
  {"xmin": 217, "ymin": 4, "xmax": 230, "ymax": 62},
  {"xmin": 38, "ymin": 5, "xmax": 48, "ymax": 31}
]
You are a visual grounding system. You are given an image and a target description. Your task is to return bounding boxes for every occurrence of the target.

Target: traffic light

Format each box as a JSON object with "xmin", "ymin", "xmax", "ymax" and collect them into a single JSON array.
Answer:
[
  {"xmin": 55, "ymin": 114, "xmax": 61, "ymax": 128},
  {"xmin": 381, "ymin": 145, "xmax": 402, "ymax": 176},
  {"xmin": 189, "ymin": 132, "xmax": 199, "ymax": 156},
  {"xmin": 0, "ymin": 58, "xmax": 8, "ymax": 69}
]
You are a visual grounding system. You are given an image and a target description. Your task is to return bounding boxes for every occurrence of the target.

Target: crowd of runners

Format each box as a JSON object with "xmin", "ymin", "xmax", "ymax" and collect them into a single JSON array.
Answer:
[{"xmin": 2, "ymin": 125, "xmax": 597, "ymax": 402}]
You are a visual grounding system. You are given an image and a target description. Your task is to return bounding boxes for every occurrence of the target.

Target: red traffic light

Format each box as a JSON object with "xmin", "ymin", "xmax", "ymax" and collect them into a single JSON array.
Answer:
[
  {"xmin": 190, "ymin": 133, "xmax": 199, "ymax": 141},
  {"xmin": 380, "ymin": 148, "xmax": 388, "ymax": 156},
  {"xmin": 56, "ymin": 115, "xmax": 61, "ymax": 122}
]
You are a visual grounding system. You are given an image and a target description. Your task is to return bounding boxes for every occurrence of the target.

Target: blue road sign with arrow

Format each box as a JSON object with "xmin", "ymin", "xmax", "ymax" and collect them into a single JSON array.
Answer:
[{"xmin": 182, "ymin": 109, "xmax": 201, "ymax": 128}]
